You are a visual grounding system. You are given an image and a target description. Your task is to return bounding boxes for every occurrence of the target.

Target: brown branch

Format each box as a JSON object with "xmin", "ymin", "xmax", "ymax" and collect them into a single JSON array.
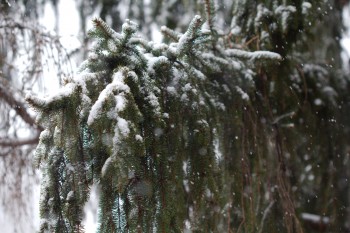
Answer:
[
  {"xmin": 0, "ymin": 79, "xmax": 43, "ymax": 130},
  {"xmin": 0, "ymin": 135, "xmax": 39, "ymax": 148}
]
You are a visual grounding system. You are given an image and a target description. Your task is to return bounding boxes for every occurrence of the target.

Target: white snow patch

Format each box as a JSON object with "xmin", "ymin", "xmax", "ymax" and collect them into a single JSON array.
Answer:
[
  {"xmin": 226, "ymin": 49, "xmax": 282, "ymax": 61},
  {"xmin": 66, "ymin": 191, "xmax": 74, "ymax": 201},
  {"xmin": 87, "ymin": 71, "xmax": 129, "ymax": 125},
  {"xmin": 166, "ymin": 86, "xmax": 177, "ymax": 95},
  {"xmin": 183, "ymin": 179, "xmax": 190, "ymax": 193},
  {"xmin": 147, "ymin": 93, "xmax": 160, "ymax": 109},
  {"xmin": 302, "ymin": 2, "xmax": 312, "ymax": 14},
  {"xmin": 117, "ymin": 118, "xmax": 130, "ymax": 136},
  {"xmin": 135, "ymin": 134, "xmax": 143, "ymax": 142},
  {"xmin": 213, "ymin": 128, "xmax": 222, "ymax": 161},
  {"xmin": 101, "ymin": 157, "xmax": 113, "ymax": 177},
  {"xmin": 145, "ymin": 54, "xmax": 168, "ymax": 74},
  {"xmin": 82, "ymin": 184, "xmax": 99, "ymax": 233},
  {"xmin": 235, "ymin": 86, "xmax": 249, "ymax": 101},
  {"xmin": 274, "ymin": 5, "xmax": 297, "ymax": 32},
  {"xmin": 301, "ymin": 213, "xmax": 330, "ymax": 224},
  {"xmin": 115, "ymin": 94, "xmax": 127, "ymax": 112},
  {"xmin": 184, "ymin": 83, "xmax": 193, "ymax": 92}
]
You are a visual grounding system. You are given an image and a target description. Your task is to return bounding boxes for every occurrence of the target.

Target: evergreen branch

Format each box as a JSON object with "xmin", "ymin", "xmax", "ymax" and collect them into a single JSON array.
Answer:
[
  {"xmin": 166, "ymin": 15, "xmax": 203, "ymax": 60},
  {"xmin": 173, "ymin": 15, "xmax": 204, "ymax": 57},
  {"xmin": 226, "ymin": 49, "xmax": 282, "ymax": 61},
  {"xmin": 25, "ymin": 83, "xmax": 80, "ymax": 111},
  {"xmin": 27, "ymin": 9, "xmax": 338, "ymax": 231},
  {"xmin": 91, "ymin": 17, "xmax": 121, "ymax": 40},
  {"xmin": 129, "ymin": 37, "xmax": 151, "ymax": 49},
  {"xmin": 121, "ymin": 19, "xmax": 138, "ymax": 39},
  {"xmin": 160, "ymin": 26, "xmax": 181, "ymax": 41}
]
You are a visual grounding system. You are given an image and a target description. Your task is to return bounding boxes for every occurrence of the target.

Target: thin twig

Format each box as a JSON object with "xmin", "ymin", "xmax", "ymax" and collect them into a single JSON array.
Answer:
[{"xmin": 258, "ymin": 201, "xmax": 275, "ymax": 233}]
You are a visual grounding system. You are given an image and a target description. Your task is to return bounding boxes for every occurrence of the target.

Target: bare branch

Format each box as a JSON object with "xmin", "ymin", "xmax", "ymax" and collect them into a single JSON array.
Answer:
[
  {"xmin": 0, "ymin": 135, "xmax": 39, "ymax": 148},
  {"xmin": 0, "ymin": 79, "xmax": 42, "ymax": 130}
]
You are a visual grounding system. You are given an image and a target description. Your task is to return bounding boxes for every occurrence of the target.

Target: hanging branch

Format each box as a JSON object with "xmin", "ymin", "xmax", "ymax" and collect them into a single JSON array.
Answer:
[
  {"xmin": 0, "ymin": 135, "xmax": 40, "ymax": 148},
  {"xmin": 26, "ymin": 15, "xmax": 284, "ymax": 233},
  {"xmin": 0, "ymin": 79, "xmax": 41, "ymax": 129}
]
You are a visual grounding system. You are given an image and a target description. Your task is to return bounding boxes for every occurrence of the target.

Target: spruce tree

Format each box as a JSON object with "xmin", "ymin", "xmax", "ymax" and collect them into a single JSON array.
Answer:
[{"xmin": 27, "ymin": 0, "xmax": 349, "ymax": 232}]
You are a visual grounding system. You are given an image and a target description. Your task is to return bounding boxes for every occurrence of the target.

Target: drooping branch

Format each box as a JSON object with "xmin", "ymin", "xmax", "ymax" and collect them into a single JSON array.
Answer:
[
  {"xmin": 0, "ymin": 135, "xmax": 40, "ymax": 148},
  {"xmin": 0, "ymin": 79, "xmax": 42, "ymax": 130}
]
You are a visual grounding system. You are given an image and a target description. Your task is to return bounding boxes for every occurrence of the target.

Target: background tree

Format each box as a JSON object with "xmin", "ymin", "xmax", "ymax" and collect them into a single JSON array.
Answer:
[{"xmin": 0, "ymin": 1, "xmax": 72, "ymax": 232}]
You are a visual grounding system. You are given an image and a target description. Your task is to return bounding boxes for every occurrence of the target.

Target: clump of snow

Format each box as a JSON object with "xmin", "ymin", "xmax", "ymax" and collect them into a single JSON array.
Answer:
[
  {"xmin": 166, "ymin": 86, "xmax": 177, "ymax": 95},
  {"xmin": 274, "ymin": 5, "xmax": 297, "ymax": 32},
  {"xmin": 146, "ymin": 93, "xmax": 161, "ymax": 114},
  {"xmin": 255, "ymin": 4, "xmax": 272, "ymax": 28},
  {"xmin": 101, "ymin": 157, "xmax": 114, "ymax": 177},
  {"xmin": 26, "ymin": 82, "xmax": 77, "ymax": 109},
  {"xmin": 181, "ymin": 93, "xmax": 189, "ymax": 102},
  {"xmin": 66, "ymin": 191, "xmax": 74, "ymax": 201},
  {"xmin": 144, "ymin": 54, "xmax": 169, "ymax": 74},
  {"xmin": 235, "ymin": 86, "xmax": 249, "ymax": 101},
  {"xmin": 275, "ymin": 5, "xmax": 297, "ymax": 14},
  {"xmin": 115, "ymin": 94, "xmax": 126, "ymax": 112},
  {"xmin": 183, "ymin": 83, "xmax": 192, "ymax": 92},
  {"xmin": 302, "ymin": 2, "xmax": 312, "ymax": 15},
  {"xmin": 39, "ymin": 129, "xmax": 51, "ymax": 141},
  {"xmin": 117, "ymin": 118, "xmax": 130, "ymax": 137},
  {"xmin": 183, "ymin": 179, "xmax": 190, "ymax": 193},
  {"xmin": 226, "ymin": 49, "xmax": 282, "ymax": 61},
  {"xmin": 87, "ymin": 71, "xmax": 130, "ymax": 126},
  {"xmin": 135, "ymin": 135, "xmax": 143, "ymax": 142},
  {"xmin": 301, "ymin": 213, "xmax": 330, "ymax": 224}
]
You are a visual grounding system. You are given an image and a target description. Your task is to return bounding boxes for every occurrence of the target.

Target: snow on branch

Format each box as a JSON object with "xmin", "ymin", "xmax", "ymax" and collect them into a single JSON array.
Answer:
[
  {"xmin": 226, "ymin": 49, "xmax": 282, "ymax": 61},
  {"xmin": 87, "ymin": 70, "xmax": 130, "ymax": 126},
  {"xmin": 90, "ymin": 17, "xmax": 122, "ymax": 41},
  {"xmin": 121, "ymin": 19, "xmax": 138, "ymax": 41},
  {"xmin": 301, "ymin": 213, "xmax": 330, "ymax": 224},
  {"xmin": 175, "ymin": 15, "xmax": 204, "ymax": 56},
  {"xmin": 25, "ymin": 83, "xmax": 80, "ymax": 111},
  {"xmin": 161, "ymin": 26, "xmax": 182, "ymax": 41},
  {"xmin": 26, "ymin": 15, "xmax": 292, "ymax": 232}
]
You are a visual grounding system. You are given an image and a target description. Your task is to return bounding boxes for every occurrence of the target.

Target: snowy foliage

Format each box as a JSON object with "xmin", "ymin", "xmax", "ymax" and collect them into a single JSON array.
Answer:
[{"xmin": 25, "ymin": 0, "xmax": 350, "ymax": 232}]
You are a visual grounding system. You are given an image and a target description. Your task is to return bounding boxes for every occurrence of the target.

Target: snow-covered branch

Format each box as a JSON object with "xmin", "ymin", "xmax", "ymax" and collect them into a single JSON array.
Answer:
[{"xmin": 226, "ymin": 49, "xmax": 282, "ymax": 61}]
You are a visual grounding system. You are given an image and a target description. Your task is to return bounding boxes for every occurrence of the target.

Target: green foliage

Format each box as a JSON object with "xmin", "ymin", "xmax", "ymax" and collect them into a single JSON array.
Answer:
[{"xmin": 27, "ymin": 0, "xmax": 350, "ymax": 232}]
